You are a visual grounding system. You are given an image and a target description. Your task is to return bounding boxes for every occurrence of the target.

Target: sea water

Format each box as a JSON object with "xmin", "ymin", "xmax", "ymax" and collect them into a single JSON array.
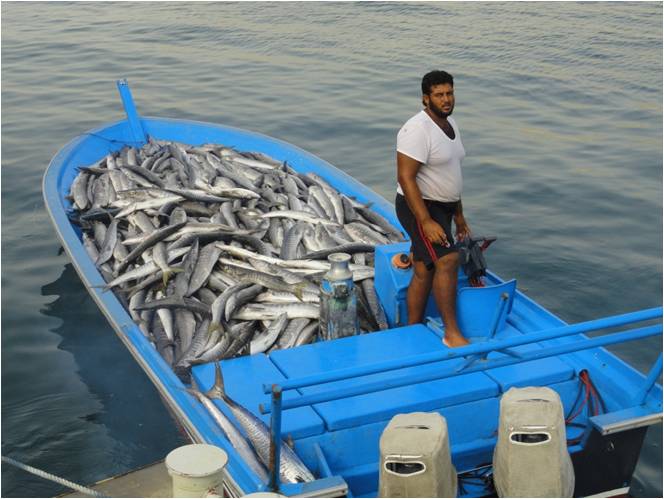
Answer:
[{"xmin": 2, "ymin": 2, "xmax": 661, "ymax": 496}]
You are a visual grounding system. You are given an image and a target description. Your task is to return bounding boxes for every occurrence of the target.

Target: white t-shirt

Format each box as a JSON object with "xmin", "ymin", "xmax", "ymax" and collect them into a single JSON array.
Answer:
[{"xmin": 396, "ymin": 110, "xmax": 465, "ymax": 202}]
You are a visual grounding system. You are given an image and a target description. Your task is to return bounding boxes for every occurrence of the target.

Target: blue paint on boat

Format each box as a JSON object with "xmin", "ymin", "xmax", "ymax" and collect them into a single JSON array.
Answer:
[{"xmin": 43, "ymin": 83, "xmax": 662, "ymax": 497}]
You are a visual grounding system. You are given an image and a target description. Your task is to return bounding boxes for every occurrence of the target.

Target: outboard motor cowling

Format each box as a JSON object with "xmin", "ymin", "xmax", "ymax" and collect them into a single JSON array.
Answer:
[
  {"xmin": 493, "ymin": 386, "xmax": 575, "ymax": 497},
  {"xmin": 378, "ymin": 412, "xmax": 457, "ymax": 498}
]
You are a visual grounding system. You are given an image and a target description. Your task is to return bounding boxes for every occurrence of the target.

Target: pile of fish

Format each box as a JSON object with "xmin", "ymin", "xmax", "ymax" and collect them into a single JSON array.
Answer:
[{"xmin": 68, "ymin": 138, "xmax": 404, "ymax": 382}]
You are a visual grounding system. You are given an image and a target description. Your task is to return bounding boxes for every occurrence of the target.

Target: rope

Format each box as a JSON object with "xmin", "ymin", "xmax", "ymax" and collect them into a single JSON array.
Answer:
[{"xmin": 1, "ymin": 456, "xmax": 108, "ymax": 498}]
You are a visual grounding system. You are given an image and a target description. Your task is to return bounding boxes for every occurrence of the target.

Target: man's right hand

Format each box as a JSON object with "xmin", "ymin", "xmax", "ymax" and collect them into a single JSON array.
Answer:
[{"xmin": 421, "ymin": 218, "xmax": 450, "ymax": 247}]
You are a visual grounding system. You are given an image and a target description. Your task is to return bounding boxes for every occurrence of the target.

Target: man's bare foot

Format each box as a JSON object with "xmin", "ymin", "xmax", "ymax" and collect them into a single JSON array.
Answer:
[{"xmin": 442, "ymin": 334, "xmax": 470, "ymax": 348}]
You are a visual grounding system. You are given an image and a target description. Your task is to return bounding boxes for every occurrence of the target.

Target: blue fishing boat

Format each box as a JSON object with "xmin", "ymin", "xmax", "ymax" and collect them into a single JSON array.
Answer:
[{"xmin": 43, "ymin": 81, "xmax": 662, "ymax": 497}]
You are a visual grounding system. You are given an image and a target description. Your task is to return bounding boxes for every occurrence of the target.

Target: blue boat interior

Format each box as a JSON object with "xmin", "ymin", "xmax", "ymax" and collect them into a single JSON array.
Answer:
[
  {"xmin": 188, "ymin": 242, "xmax": 661, "ymax": 497},
  {"xmin": 43, "ymin": 87, "xmax": 662, "ymax": 498}
]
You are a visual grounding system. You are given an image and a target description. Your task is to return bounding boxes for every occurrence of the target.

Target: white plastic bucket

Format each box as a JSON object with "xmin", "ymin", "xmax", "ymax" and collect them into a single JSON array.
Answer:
[{"xmin": 165, "ymin": 444, "xmax": 228, "ymax": 497}]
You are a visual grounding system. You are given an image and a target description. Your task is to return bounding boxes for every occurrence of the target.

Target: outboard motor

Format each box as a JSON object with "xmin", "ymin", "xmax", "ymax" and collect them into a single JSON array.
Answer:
[
  {"xmin": 378, "ymin": 412, "xmax": 457, "ymax": 498},
  {"xmin": 319, "ymin": 253, "xmax": 358, "ymax": 340},
  {"xmin": 493, "ymin": 386, "xmax": 575, "ymax": 497}
]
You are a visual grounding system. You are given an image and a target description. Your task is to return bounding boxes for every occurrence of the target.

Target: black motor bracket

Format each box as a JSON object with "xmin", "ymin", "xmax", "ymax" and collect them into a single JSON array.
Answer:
[{"xmin": 457, "ymin": 236, "xmax": 497, "ymax": 282}]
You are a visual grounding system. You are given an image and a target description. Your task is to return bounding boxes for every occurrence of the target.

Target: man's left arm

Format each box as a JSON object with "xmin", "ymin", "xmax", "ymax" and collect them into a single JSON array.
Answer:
[{"xmin": 454, "ymin": 199, "xmax": 471, "ymax": 242}]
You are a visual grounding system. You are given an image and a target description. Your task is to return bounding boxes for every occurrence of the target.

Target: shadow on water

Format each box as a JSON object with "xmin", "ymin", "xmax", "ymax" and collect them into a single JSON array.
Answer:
[
  {"xmin": 41, "ymin": 262, "xmax": 189, "ymax": 441},
  {"xmin": 4, "ymin": 262, "xmax": 189, "ymax": 496}
]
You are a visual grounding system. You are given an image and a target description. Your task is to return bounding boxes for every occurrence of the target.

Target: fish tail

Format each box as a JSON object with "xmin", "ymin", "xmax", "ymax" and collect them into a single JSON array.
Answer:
[
  {"xmin": 161, "ymin": 268, "xmax": 174, "ymax": 287},
  {"xmin": 190, "ymin": 376, "xmax": 201, "ymax": 393},
  {"xmin": 206, "ymin": 361, "xmax": 226, "ymax": 400},
  {"xmin": 293, "ymin": 282, "xmax": 306, "ymax": 301}
]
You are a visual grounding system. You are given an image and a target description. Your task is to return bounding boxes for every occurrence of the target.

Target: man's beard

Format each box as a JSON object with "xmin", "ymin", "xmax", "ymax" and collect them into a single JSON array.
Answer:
[{"xmin": 429, "ymin": 102, "xmax": 453, "ymax": 119}]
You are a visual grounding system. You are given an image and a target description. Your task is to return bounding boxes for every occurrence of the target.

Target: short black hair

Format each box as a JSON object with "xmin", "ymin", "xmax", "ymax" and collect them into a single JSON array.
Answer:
[{"xmin": 421, "ymin": 70, "xmax": 454, "ymax": 95}]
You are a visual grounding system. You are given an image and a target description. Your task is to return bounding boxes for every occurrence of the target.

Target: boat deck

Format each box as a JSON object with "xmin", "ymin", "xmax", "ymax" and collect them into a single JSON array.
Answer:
[{"xmin": 192, "ymin": 314, "xmax": 580, "ymax": 497}]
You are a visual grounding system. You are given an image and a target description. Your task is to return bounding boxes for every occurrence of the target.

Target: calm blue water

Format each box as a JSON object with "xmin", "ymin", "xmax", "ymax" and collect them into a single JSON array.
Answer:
[{"xmin": 2, "ymin": 2, "xmax": 661, "ymax": 496}]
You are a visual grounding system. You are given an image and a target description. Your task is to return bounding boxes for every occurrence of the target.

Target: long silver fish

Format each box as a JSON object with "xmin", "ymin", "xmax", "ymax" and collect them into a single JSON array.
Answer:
[
  {"xmin": 114, "ymin": 194, "xmax": 185, "ymax": 219},
  {"xmin": 260, "ymin": 210, "xmax": 340, "ymax": 227},
  {"xmin": 187, "ymin": 242, "xmax": 223, "ymax": 296},
  {"xmin": 186, "ymin": 378, "xmax": 269, "ymax": 482},
  {"xmin": 152, "ymin": 241, "xmax": 180, "ymax": 286},
  {"xmin": 208, "ymin": 362, "xmax": 315, "ymax": 483},
  {"xmin": 280, "ymin": 222, "xmax": 306, "ymax": 261},
  {"xmin": 71, "ymin": 171, "xmax": 90, "ymax": 210},
  {"xmin": 249, "ymin": 313, "xmax": 288, "ymax": 354},
  {"xmin": 220, "ymin": 265, "xmax": 310, "ymax": 301},
  {"xmin": 96, "ymin": 218, "xmax": 119, "ymax": 266},
  {"xmin": 233, "ymin": 302, "xmax": 320, "ymax": 320},
  {"xmin": 224, "ymin": 284, "xmax": 264, "ymax": 322},
  {"xmin": 102, "ymin": 246, "xmax": 190, "ymax": 289},
  {"xmin": 116, "ymin": 219, "xmax": 187, "ymax": 273},
  {"xmin": 274, "ymin": 318, "xmax": 310, "ymax": 350}
]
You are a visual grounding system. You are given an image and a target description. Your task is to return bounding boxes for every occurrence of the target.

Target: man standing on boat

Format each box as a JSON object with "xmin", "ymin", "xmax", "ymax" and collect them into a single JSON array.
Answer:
[{"xmin": 395, "ymin": 70, "xmax": 470, "ymax": 348}]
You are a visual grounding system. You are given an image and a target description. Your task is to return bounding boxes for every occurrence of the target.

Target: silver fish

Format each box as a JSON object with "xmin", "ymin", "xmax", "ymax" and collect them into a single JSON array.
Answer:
[
  {"xmin": 260, "ymin": 210, "xmax": 340, "ymax": 227},
  {"xmin": 185, "ymin": 378, "xmax": 269, "ymax": 483},
  {"xmin": 187, "ymin": 242, "xmax": 223, "ymax": 296},
  {"xmin": 114, "ymin": 194, "xmax": 185, "ymax": 219},
  {"xmin": 208, "ymin": 362, "xmax": 315, "ymax": 483},
  {"xmin": 249, "ymin": 313, "xmax": 288, "ymax": 354},
  {"xmin": 255, "ymin": 290, "xmax": 319, "ymax": 304},
  {"xmin": 224, "ymin": 284, "xmax": 263, "ymax": 323},
  {"xmin": 234, "ymin": 302, "xmax": 320, "ymax": 320},
  {"xmin": 152, "ymin": 242, "xmax": 180, "ymax": 286},
  {"xmin": 71, "ymin": 171, "xmax": 90, "ymax": 210},
  {"xmin": 174, "ymin": 309, "xmax": 197, "ymax": 356},
  {"xmin": 96, "ymin": 218, "xmax": 119, "ymax": 266},
  {"xmin": 210, "ymin": 282, "xmax": 253, "ymax": 333},
  {"xmin": 294, "ymin": 321, "xmax": 319, "ymax": 346},
  {"xmin": 174, "ymin": 238, "xmax": 200, "ymax": 298},
  {"xmin": 280, "ymin": 222, "xmax": 306, "ymax": 261},
  {"xmin": 116, "ymin": 219, "xmax": 187, "ymax": 274},
  {"xmin": 274, "ymin": 318, "xmax": 310, "ymax": 350}
]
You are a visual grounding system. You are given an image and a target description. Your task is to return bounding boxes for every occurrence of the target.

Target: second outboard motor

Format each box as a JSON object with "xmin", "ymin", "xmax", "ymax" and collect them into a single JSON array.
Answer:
[
  {"xmin": 319, "ymin": 253, "xmax": 358, "ymax": 340},
  {"xmin": 493, "ymin": 386, "xmax": 575, "ymax": 497}
]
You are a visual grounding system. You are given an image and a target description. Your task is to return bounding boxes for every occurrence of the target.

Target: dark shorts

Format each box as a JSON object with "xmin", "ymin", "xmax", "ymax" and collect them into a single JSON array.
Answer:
[{"xmin": 395, "ymin": 193, "xmax": 459, "ymax": 268}]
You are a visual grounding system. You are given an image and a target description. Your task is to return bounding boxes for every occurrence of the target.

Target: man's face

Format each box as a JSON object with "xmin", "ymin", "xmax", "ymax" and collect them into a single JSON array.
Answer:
[{"xmin": 424, "ymin": 83, "xmax": 455, "ymax": 119}]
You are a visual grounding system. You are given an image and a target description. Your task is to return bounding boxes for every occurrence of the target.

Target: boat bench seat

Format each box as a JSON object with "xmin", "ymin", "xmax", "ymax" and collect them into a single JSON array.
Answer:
[
  {"xmin": 192, "ymin": 319, "xmax": 576, "ymax": 440},
  {"xmin": 269, "ymin": 325, "xmax": 501, "ymax": 431}
]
